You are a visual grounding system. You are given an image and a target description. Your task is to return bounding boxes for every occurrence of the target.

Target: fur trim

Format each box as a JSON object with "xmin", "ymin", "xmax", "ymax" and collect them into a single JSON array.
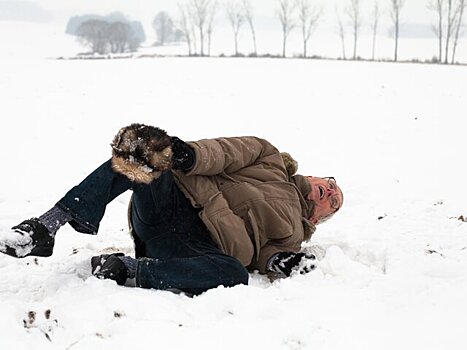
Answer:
[
  {"xmin": 110, "ymin": 123, "xmax": 173, "ymax": 184},
  {"xmin": 281, "ymin": 152, "xmax": 298, "ymax": 177},
  {"xmin": 111, "ymin": 156, "xmax": 167, "ymax": 184}
]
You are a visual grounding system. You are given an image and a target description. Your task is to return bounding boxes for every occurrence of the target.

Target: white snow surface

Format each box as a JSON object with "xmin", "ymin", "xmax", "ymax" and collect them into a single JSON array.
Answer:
[{"xmin": 1, "ymin": 31, "xmax": 467, "ymax": 350}]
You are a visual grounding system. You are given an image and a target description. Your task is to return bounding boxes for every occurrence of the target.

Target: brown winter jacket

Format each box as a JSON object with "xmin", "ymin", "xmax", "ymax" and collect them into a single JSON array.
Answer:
[{"xmin": 172, "ymin": 136, "xmax": 315, "ymax": 273}]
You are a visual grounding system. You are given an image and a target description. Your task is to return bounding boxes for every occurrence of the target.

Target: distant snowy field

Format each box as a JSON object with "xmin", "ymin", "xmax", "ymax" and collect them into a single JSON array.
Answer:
[{"xmin": 1, "ymin": 21, "xmax": 467, "ymax": 350}]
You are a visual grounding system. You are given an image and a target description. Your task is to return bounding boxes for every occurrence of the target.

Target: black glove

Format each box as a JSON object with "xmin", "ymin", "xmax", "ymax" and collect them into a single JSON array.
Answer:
[
  {"xmin": 0, "ymin": 218, "xmax": 54, "ymax": 258},
  {"xmin": 268, "ymin": 252, "xmax": 316, "ymax": 277},
  {"xmin": 91, "ymin": 253, "xmax": 128, "ymax": 286},
  {"xmin": 170, "ymin": 136, "xmax": 195, "ymax": 171}
]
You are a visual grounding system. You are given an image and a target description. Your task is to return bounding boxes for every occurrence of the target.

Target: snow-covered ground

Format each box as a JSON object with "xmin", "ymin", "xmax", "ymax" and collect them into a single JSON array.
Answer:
[{"xmin": 1, "ymin": 21, "xmax": 467, "ymax": 350}]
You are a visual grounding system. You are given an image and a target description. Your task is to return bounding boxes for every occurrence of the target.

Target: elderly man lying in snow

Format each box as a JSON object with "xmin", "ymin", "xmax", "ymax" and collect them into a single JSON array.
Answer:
[{"xmin": 0, "ymin": 124, "xmax": 343, "ymax": 295}]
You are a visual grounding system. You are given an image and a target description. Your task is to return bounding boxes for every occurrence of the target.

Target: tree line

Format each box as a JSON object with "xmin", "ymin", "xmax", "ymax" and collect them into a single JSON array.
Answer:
[
  {"xmin": 162, "ymin": 0, "xmax": 467, "ymax": 63},
  {"xmin": 66, "ymin": 0, "xmax": 467, "ymax": 64},
  {"xmin": 428, "ymin": 0, "xmax": 466, "ymax": 64},
  {"xmin": 335, "ymin": 0, "xmax": 466, "ymax": 63}
]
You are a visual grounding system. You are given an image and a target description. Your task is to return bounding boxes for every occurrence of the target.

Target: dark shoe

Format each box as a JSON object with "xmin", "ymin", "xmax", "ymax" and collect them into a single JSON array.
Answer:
[
  {"xmin": 91, "ymin": 253, "xmax": 128, "ymax": 286},
  {"xmin": 0, "ymin": 218, "xmax": 54, "ymax": 258}
]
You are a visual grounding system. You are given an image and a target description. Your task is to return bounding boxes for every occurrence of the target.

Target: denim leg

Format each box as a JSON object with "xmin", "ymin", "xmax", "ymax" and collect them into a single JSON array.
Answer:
[
  {"xmin": 137, "ymin": 252, "xmax": 249, "ymax": 296},
  {"xmin": 130, "ymin": 172, "xmax": 249, "ymax": 294},
  {"xmin": 55, "ymin": 161, "xmax": 249, "ymax": 294},
  {"xmin": 56, "ymin": 159, "xmax": 132, "ymax": 234}
]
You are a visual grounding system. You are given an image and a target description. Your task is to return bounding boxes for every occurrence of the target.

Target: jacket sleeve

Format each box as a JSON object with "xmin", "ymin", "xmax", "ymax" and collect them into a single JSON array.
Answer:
[
  {"xmin": 250, "ymin": 234, "xmax": 303, "ymax": 274},
  {"xmin": 186, "ymin": 137, "xmax": 288, "ymax": 179}
]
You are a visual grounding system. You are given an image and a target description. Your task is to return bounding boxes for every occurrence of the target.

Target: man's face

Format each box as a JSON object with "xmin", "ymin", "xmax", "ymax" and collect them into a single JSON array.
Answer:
[{"xmin": 306, "ymin": 177, "xmax": 343, "ymax": 224}]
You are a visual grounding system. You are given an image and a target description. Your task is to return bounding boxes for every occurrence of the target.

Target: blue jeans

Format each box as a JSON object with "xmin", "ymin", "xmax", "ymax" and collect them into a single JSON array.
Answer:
[{"xmin": 57, "ymin": 160, "xmax": 249, "ymax": 295}]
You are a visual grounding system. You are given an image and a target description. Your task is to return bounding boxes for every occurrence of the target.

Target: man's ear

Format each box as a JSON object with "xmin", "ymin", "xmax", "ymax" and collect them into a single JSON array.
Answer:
[{"xmin": 309, "ymin": 216, "xmax": 318, "ymax": 225}]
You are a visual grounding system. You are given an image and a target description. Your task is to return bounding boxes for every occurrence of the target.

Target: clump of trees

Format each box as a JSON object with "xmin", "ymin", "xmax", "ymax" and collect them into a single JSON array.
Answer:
[{"xmin": 66, "ymin": 12, "xmax": 145, "ymax": 54}]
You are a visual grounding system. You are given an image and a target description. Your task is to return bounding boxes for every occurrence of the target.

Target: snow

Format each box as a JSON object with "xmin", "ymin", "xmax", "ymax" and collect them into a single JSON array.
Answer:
[{"xmin": 1, "ymin": 22, "xmax": 467, "ymax": 350}]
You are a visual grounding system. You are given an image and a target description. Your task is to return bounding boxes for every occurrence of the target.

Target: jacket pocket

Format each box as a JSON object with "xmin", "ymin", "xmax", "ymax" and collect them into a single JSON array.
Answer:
[{"xmin": 200, "ymin": 193, "xmax": 254, "ymax": 266}]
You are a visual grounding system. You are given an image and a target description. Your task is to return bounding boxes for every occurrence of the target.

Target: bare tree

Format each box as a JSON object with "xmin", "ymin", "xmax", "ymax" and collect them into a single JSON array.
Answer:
[
  {"xmin": 226, "ymin": 1, "xmax": 245, "ymax": 56},
  {"xmin": 277, "ymin": 0, "xmax": 296, "ymax": 58},
  {"xmin": 346, "ymin": 0, "xmax": 362, "ymax": 59},
  {"xmin": 444, "ymin": 0, "xmax": 453, "ymax": 62},
  {"xmin": 296, "ymin": 0, "xmax": 322, "ymax": 58},
  {"xmin": 178, "ymin": 4, "xmax": 193, "ymax": 55},
  {"xmin": 451, "ymin": 0, "xmax": 466, "ymax": 63},
  {"xmin": 153, "ymin": 12, "xmax": 171, "ymax": 46},
  {"xmin": 389, "ymin": 0, "xmax": 405, "ymax": 62},
  {"xmin": 443, "ymin": 0, "xmax": 462, "ymax": 63},
  {"xmin": 428, "ymin": 0, "xmax": 445, "ymax": 62},
  {"xmin": 190, "ymin": 9, "xmax": 199, "ymax": 54},
  {"xmin": 242, "ymin": 0, "xmax": 257, "ymax": 55},
  {"xmin": 190, "ymin": 0, "xmax": 212, "ymax": 56},
  {"xmin": 427, "ymin": 0, "xmax": 464, "ymax": 63},
  {"xmin": 206, "ymin": 1, "xmax": 218, "ymax": 56},
  {"xmin": 336, "ymin": 7, "xmax": 347, "ymax": 59},
  {"xmin": 370, "ymin": 0, "xmax": 381, "ymax": 60},
  {"xmin": 152, "ymin": 11, "xmax": 182, "ymax": 46}
]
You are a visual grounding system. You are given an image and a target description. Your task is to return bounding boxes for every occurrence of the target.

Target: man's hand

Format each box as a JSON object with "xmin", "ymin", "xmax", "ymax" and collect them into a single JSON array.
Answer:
[
  {"xmin": 91, "ymin": 253, "xmax": 128, "ymax": 286},
  {"xmin": 268, "ymin": 252, "xmax": 316, "ymax": 277},
  {"xmin": 0, "ymin": 218, "xmax": 54, "ymax": 258},
  {"xmin": 170, "ymin": 137, "xmax": 195, "ymax": 171}
]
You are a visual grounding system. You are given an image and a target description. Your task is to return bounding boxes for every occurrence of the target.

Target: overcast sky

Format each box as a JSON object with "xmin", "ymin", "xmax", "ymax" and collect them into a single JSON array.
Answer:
[{"xmin": 1, "ymin": 0, "xmax": 435, "ymax": 24}]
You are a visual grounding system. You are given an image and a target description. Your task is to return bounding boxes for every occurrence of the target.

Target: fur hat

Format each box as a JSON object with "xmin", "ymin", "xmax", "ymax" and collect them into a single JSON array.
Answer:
[{"xmin": 111, "ymin": 123, "xmax": 173, "ymax": 184}]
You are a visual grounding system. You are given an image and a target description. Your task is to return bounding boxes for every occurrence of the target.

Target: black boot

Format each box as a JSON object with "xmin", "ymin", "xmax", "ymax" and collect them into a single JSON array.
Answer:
[
  {"xmin": 91, "ymin": 253, "xmax": 128, "ymax": 286},
  {"xmin": 1, "ymin": 218, "xmax": 55, "ymax": 258}
]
